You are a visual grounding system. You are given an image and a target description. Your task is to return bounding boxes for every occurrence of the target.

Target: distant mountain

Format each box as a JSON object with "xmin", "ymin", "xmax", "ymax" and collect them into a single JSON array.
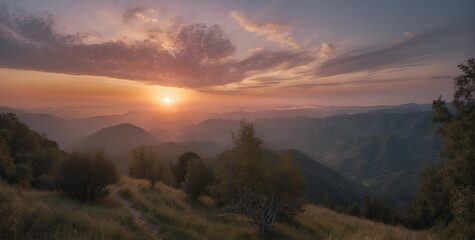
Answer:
[
  {"xmin": 15, "ymin": 113, "xmax": 81, "ymax": 150},
  {"xmin": 177, "ymin": 111, "xmax": 442, "ymax": 204},
  {"xmin": 213, "ymin": 148, "xmax": 365, "ymax": 205},
  {"xmin": 114, "ymin": 141, "xmax": 224, "ymax": 174},
  {"xmin": 177, "ymin": 119, "xmax": 239, "ymax": 147},
  {"xmin": 73, "ymin": 123, "xmax": 158, "ymax": 156}
]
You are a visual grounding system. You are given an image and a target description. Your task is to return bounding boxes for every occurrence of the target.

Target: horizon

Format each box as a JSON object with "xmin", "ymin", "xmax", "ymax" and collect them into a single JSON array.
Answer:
[{"xmin": 1, "ymin": 0, "xmax": 473, "ymax": 118}]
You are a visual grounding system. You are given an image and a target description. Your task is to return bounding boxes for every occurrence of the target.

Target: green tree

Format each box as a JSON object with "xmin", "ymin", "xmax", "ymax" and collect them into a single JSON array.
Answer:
[
  {"xmin": 320, "ymin": 192, "xmax": 336, "ymax": 210},
  {"xmin": 55, "ymin": 149, "xmax": 119, "ymax": 201},
  {"xmin": 432, "ymin": 58, "xmax": 475, "ymax": 238},
  {"xmin": 183, "ymin": 159, "xmax": 215, "ymax": 199},
  {"xmin": 129, "ymin": 146, "xmax": 172, "ymax": 188},
  {"xmin": 0, "ymin": 138, "xmax": 15, "ymax": 181},
  {"xmin": 361, "ymin": 194, "xmax": 391, "ymax": 223},
  {"xmin": 0, "ymin": 113, "xmax": 62, "ymax": 187},
  {"xmin": 174, "ymin": 151, "xmax": 201, "ymax": 188},
  {"xmin": 210, "ymin": 120, "xmax": 306, "ymax": 235},
  {"xmin": 347, "ymin": 202, "xmax": 361, "ymax": 217},
  {"xmin": 400, "ymin": 163, "xmax": 451, "ymax": 229}
]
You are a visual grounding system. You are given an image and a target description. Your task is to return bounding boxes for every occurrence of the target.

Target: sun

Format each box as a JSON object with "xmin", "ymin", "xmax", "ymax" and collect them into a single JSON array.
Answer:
[{"xmin": 163, "ymin": 97, "xmax": 171, "ymax": 104}]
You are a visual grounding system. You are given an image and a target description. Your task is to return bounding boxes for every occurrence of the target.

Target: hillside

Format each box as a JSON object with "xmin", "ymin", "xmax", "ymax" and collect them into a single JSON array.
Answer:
[
  {"xmin": 213, "ymin": 148, "xmax": 365, "ymax": 206},
  {"xmin": 73, "ymin": 123, "xmax": 159, "ymax": 156},
  {"xmin": 0, "ymin": 178, "xmax": 437, "ymax": 240},
  {"xmin": 117, "ymin": 178, "xmax": 436, "ymax": 240},
  {"xmin": 178, "ymin": 111, "xmax": 442, "ymax": 203}
]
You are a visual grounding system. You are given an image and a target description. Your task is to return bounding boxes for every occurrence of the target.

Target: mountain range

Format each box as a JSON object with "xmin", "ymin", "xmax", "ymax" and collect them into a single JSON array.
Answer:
[{"xmin": 0, "ymin": 103, "xmax": 443, "ymax": 205}]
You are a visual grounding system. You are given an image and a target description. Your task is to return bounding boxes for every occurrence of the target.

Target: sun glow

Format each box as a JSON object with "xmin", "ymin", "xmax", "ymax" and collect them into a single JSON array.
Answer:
[{"xmin": 163, "ymin": 97, "xmax": 171, "ymax": 103}]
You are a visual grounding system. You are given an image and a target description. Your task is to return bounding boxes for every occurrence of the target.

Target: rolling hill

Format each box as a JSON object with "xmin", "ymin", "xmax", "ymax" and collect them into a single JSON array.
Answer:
[{"xmin": 73, "ymin": 123, "xmax": 159, "ymax": 155}]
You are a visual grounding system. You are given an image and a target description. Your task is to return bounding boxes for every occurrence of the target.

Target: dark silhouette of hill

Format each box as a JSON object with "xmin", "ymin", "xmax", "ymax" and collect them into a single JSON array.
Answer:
[{"xmin": 73, "ymin": 123, "xmax": 158, "ymax": 155}]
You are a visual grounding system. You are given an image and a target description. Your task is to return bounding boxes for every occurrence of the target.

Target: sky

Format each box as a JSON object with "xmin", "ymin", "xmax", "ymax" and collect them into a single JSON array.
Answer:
[{"xmin": 0, "ymin": 0, "xmax": 474, "ymax": 118}]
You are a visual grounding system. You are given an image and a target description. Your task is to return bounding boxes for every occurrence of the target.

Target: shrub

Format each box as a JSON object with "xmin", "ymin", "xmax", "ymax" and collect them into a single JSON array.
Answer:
[
  {"xmin": 183, "ymin": 159, "xmax": 214, "ymax": 199},
  {"xmin": 56, "ymin": 149, "xmax": 118, "ymax": 201}
]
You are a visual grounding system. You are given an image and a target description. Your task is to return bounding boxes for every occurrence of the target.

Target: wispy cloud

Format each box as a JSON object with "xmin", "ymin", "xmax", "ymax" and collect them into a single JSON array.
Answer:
[
  {"xmin": 312, "ymin": 23, "xmax": 473, "ymax": 77},
  {"xmin": 0, "ymin": 6, "xmax": 312, "ymax": 88},
  {"xmin": 319, "ymin": 42, "xmax": 334, "ymax": 58},
  {"xmin": 229, "ymin": 11, "xmax": 300, "ymax": 49},
  {"xmin": 122, "ymin": 6, "xmax": 158, "ymax": 23}
]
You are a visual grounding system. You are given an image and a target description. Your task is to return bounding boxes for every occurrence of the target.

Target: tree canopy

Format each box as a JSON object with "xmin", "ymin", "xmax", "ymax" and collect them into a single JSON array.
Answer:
[
  {"xmin": 55, "ymin": 149, "xmax": 118, "ymax": 201},
  {"xmin": 210, "ymin": 120, "xmax": 306, "ymax": 235},
  {"xmin": 129, "ymin": 146, "xmax": 173, "ymax": 188},
  {"xmin": 431, "ymin": 58, "xmax": 475, "ymax": 238}
]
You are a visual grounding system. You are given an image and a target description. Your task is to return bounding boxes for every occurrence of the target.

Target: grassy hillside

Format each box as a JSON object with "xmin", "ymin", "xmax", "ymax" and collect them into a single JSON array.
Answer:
[
  {"xmin": 0, "ymin": 178, "xmax": 438, "ymax": 239},
  {"xmin": 0, "ymin": 180, "xmax": 151, "ymax": 240},
  {"xmin": 117, "ymin": 178, "xmax": 437, "ymax": 240}
]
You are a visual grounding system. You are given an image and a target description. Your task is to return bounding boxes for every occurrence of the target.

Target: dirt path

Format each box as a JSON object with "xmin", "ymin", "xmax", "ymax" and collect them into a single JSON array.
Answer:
[{"xmin": 114, "ymin": 189, "xmax": 162, "ymax": 240}]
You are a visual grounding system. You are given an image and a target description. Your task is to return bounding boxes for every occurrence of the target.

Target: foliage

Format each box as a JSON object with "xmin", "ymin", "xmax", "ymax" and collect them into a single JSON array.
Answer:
[
  {"xmin": 183, "ymin": 158, "xmax": 215, "ymax": 199},
  {"xmin": 174, "ymin": 151, "xmax": 201, "ymax": 188},
  {"xmin": 0, "ymin": 138, "xmax": 15, "ymax": 180},
  {"xmin": 397, "ymin": 163, "xmax": 451, "ymax": 229},
  {"xmin": 0, "ymin": 113, "xmax": 61, "ymax": 187},
  {"xmin": 431, "ymin": 58, "xmax": 475, "ymax": 238},
  {"xmin": 56, "ymin": 149, "xmax": 119, "ymax": 201},
  {"xmin": 347, "ymin": 202, "xmax": 361, "ymax": 217},
  {"xmin": 320, "ymin": 192, "xmax": 336, "ymax": 210},
  {"xmin": 129, "ymin": 146, "xmax": 173, "ymax": 188},
  {"xmin": 210, "ymin": 120, "xmax": 307, "ymax": 235},
  {"xmin": 361, "ymin": 194, "xmax": 391, "ymax": 224}
]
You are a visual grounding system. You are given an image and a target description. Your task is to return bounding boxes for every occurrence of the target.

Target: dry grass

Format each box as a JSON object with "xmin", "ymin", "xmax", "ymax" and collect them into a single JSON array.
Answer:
[
  {"xmin": 118, "ymin": 177, "xmax": 438, "ymax": 240},
  {"xmin": 0, "ymin": 180, "xmax": 152, "ymax": 240},
  {"xmin": 0, "ymin": 177, "xmax": 438, "ymax": 240}
]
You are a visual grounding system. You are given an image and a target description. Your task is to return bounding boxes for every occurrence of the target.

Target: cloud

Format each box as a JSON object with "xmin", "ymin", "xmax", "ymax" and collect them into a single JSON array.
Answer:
[
  {"xmin": 229, "ymin": 11, "xmax": 300, "ymax": 49},
  {"xmin": 122, "ymin": 6, "xmax": 158, "ymax": 23},
  {"xmin": 0, "ymin": 7, "xmax": 313, "ymax": 88},
  {"xmin": 319, "ymin": 42, "xmax": 334, "ymax": 58},
  {"xmin": 313, "ymin": 23, "xmax": 473, "ymax": 77}
]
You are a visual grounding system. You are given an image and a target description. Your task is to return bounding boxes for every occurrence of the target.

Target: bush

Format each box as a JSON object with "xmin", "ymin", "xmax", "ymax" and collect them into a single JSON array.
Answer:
[
  {"xmin": 129, "ymin": 146, "xmax": 173, "ymax": 188},
  {"xmin": 183, "ymin": 159, "xmax": 214, "ymax": 199},
  {"xmin": 174, "ymin": 151, "xmax": 201, "ymax": 188},
  {"xmin": 56, "ymin": 149, "xmax": 118, "ymax": 201}
]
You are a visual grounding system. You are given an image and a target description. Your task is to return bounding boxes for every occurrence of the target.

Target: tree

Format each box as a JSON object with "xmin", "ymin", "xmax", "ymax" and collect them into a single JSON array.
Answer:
[
  {"xmin": 174, "ymin": 151, "xmax": 201, "ymax": 188},
  {"xmin": 129, "ymin": 146, "xmax": 172, "ymax": 188},
  {"xmin": 361, "ymin": 194, "xmax": 391, "ymax": 223},
  {"xmin": 431, "ymin": 58, "xmax": 475, "ymax": 238},
  {"xmin": 210, "ymin": 120, "xmax": 306, "ymax": 235},
  {"xmin": 183, "ymin": 159, "xmax": 215, "ymax": 199},
  {"xmin": 55, "ymin": 149, "xmax": 119, "ymax": 201},
  {"xmin": 399, "ymin": 163, "xmax": 451, "ymax": 229},
  {"xmin": 347, "ymin": 202, "xmax": 360, "ymax": 217},
  {"xmin": 0, "ymin": 138, "xmax": 15, "ymax": 181},
  {"xmin": 320, "ymin": 192, "xmax": 336, "ymax": 210},
  {"xmin": 0, "ymin": 113, "xmax": 62, "ymax": 187}
]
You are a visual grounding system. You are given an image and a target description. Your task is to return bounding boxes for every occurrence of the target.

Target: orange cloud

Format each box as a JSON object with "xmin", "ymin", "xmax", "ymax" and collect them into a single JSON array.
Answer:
[
  {"xmin": 319, "ymin": 42, "xmax": 334, "ymax": 58},
  {"xmin": 229, "ymin": 11, "xmax": 300, "ymax": 49}
]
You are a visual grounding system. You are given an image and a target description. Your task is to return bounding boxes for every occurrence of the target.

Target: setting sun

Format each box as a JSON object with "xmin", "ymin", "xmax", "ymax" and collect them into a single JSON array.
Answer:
[{"xmin": 163, "ymin": 97, "xmax": 171, "ymax": 104}]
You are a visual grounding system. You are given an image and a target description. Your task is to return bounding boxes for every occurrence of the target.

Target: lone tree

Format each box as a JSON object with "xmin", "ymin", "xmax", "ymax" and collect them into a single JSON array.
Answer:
[
  {"xmin": 432, "ymin": 58, "xmax": 475, "ymax": 238},
  {"xmin": 183, "ymin": 158, "xmax": 215, "ymax": 199},
  {"xmin": 210, "ymin": 120, "xmax": 306, "ymax": 235},
  {"xmin": 129, "ymin": 146, "xmax": 172, "ymax": 188},
  {"xmin": 56, "ymin": 149, "xmax": 118, "ymax": 201},
  {"xmin": 174, "ymin": 151, "xmax": 201, "ymax": 188}
]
